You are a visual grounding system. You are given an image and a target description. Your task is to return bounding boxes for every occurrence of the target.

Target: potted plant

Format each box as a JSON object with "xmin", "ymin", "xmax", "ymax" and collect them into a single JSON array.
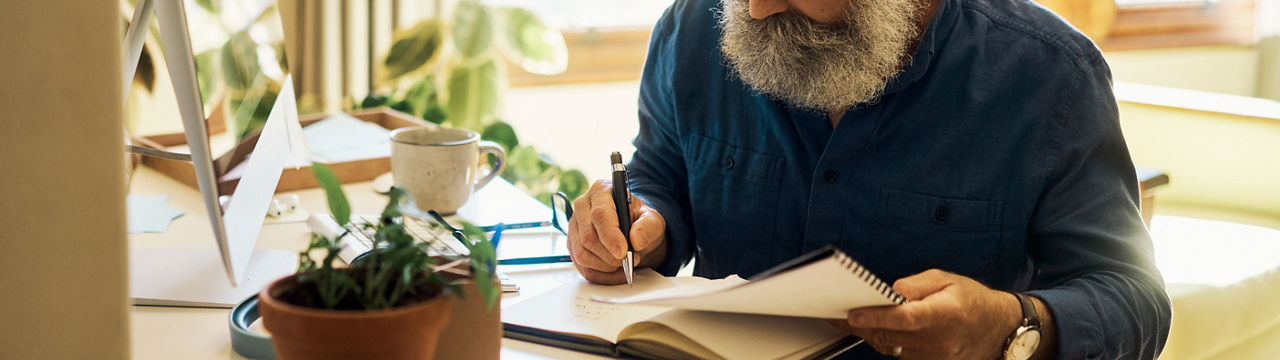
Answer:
[{"xmin": 257, "ymin": 163, "xmax": 500, "ymax": 360}]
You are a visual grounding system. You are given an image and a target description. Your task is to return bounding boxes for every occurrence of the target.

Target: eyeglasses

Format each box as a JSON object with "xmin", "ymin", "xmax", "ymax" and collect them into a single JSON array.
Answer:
[
  {"xmin": 473, "ymin": 192, "xmax": 574, "ymax": 235},
  {"xmin": 424, "ymin": 192, "xmax": 575, "ymax": 266}
]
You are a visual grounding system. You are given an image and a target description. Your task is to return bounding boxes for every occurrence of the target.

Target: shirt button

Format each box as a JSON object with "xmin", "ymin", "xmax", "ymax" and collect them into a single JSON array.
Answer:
[
  {"xmin": 823, "ymin": 170, "xmax": 837, "ymax": 183},
  {"xmin": 934, "ymin": 205, "xmax": 949, "ymax": 221},
  {"xmin": 722, "ymin": 157, "xmax": 735, "ymax": 170}
]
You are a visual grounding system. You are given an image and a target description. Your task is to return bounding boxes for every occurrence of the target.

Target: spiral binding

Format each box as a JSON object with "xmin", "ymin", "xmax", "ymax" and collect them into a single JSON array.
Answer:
[{"xmin": 834, "ymin": 252, "xmax": 908, "ymax": 304}]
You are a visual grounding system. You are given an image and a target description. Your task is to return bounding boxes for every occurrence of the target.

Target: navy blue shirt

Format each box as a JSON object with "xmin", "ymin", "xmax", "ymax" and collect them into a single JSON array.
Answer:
[{"xmin": 628, "ymin": 0, "xmax": 1172, "ymax": 358}]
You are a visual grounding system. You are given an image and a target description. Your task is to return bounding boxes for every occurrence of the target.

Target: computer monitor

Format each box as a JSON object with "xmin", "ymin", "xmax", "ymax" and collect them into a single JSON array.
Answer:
[{"xmin": 125, "ymin": 0, "xmax": 303, "ymax": 304}]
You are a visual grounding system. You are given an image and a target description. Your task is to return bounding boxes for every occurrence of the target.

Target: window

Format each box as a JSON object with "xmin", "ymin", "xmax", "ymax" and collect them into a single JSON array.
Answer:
[
  {"xmin": 1104, "ymin": 0, "xmax": 1257, "ymax": 50},
  {"xmin": 491, "ymin": 0, "xmax": 670, "ymax": 86}
]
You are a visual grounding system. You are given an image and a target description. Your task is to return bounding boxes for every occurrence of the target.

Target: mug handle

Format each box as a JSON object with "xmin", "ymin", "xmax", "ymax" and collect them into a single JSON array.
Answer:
[{"xmin": 474, "ymin": 140, "xmax": 506, "ymax": 191}]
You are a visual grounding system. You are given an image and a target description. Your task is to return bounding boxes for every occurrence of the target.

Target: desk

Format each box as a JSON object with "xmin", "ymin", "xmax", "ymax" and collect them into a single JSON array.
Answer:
[
  {"xmin": 128, "ymin": 166, "xmax": 603, "ymax": 359},
  {"xmin": 128, "ymin": 165, "xmax": 1175, "ymax": 359}
]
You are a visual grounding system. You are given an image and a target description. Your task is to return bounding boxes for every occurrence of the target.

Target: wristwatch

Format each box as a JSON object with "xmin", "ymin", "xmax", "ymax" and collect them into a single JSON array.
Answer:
[{"xmin": 1002, "ymin": 292, "xmax": 1042, "ymax": 360}]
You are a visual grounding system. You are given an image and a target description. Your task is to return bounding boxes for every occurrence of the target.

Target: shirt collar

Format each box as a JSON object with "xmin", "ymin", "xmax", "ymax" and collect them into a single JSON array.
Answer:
[{"xmin": 881, "ymin": 0, "xmax": 959, "ymax": 96}]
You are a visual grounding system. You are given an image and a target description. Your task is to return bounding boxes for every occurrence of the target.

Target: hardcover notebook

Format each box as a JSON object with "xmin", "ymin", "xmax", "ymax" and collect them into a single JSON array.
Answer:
[{"xmin": 501, "ymin": 246, "xmax": 904, "ymax": 359}]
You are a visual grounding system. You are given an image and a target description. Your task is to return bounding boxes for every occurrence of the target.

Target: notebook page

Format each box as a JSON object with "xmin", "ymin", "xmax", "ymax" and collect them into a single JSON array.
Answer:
[
  {"xmin": 595, "ymin": 275, "xmax": 747, "ymax": 303},
  {"xmin": 598, "ymin": 257, "xmax": 898, "ymax": 318},
  {"xmin": 630, "ymin": 309, "xmax": 849, "ymax": 360},
  {"xmin": 502, "ymin": 269, "xmax": 691, "ymax": 342}
]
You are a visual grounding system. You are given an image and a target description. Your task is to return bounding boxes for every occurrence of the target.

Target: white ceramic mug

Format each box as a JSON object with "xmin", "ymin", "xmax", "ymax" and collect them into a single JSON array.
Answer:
[{"xmin": 390, "ymin": 127, "xmax": 506, "ymax": 214}]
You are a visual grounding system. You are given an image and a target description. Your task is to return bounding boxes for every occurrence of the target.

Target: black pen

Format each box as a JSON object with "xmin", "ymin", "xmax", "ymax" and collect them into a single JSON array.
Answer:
[{"xmin": 611, "ymin": 152, "xmax": 634, "ymax": 285}]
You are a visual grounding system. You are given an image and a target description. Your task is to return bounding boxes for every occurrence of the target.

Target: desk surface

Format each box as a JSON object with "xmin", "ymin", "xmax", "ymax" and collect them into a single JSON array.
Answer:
[{"xmin": 128, "ymin": 166, "xmax": 608, "ymax": 360}]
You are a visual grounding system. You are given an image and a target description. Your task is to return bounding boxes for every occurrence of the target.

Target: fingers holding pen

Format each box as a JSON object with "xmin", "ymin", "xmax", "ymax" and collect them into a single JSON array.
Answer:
[
  {"xmin": 568, "ymin": 211, "xmax": 620, "ymax": 272},
  {"xmin": 587, "ymin": 181, "xmax": 628, "ymax": 259},
  {"xmin": 568, "ymin": 178, "xmax": 669, "ymax": 284},
  {"xmin": 631, "ymin": 202, "xmax": 666, "ymax": 247}
]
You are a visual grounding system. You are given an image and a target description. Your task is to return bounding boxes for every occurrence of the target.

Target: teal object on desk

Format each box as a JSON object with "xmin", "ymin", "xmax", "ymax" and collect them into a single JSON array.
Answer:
[{"xmin": 230, "ymin": 295, "xmax": 276, "ymax": 360}]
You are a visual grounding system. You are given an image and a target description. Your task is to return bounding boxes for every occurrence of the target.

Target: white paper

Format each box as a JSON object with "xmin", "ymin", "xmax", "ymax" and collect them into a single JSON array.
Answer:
[
  {"xmin": 126, "ymin": 194, "xmax": 185, "ymax": 234},
  {"xmin": 130, "ymin": 248, "xmax": 297, "ymax": 307},
  {"xmin": 303, "ymin": 113, "xmax": 392, "ymax": 163},
  {"xmin": 637, "ymin": 310, "xmax": 847, "ymax": 360},
  {"xmin": 596, "ymin": 254, "xmax": 900, "ymax": 319},
  {"xmin": 502, "ymin": 269, "xmax": 675, "ymax": 343}
]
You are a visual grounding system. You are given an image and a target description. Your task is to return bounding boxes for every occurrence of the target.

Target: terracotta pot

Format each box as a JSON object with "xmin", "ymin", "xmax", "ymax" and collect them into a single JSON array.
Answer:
[{"xmin": 258, "ymin": 274, "xmax": 452, "ymax": 360}]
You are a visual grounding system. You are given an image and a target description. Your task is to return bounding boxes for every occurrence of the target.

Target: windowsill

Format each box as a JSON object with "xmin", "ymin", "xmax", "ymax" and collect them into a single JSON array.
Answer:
[{"xmin": 1115, "ymin": 81, "xmax": 1280, "ymax": 122}]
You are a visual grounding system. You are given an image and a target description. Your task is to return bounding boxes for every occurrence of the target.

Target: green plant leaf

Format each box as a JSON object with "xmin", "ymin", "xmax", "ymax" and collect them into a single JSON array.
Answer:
[
  {"xmin": 228, "ymin": 81, "xmax": 279, "ymax": 140},
  {"xmin": 558, "ymin": 169, "xmax": 588, "ymax": 200},
  {"xmin": 503, "ymin": 145, "xmax": 542, "ymax": 184},
  {"xmin": 495, "ymin": 7, "xmax": 568, "ymax": 75},
  {"xmin": 195, "ymin": 0, "xmax": 220, "ymax": 13},
  {"xmin": 221, "ymin": 30, "xmax": 260, "ymax": 91},
  {"xmin": 389, "ymin": 99, "xmax": 413, "ymax": 114},
  {"xmin": 451, "ymin": 1, "xmax": 493, "ymax": 59},
  {"xmin": 444, "ymin": 58, "xmax": 501, "ymax": 130},
  {"xmin": 194, "ymin": 50, "xmax": 220, "ymax": 108},
  {"xmin": 422, "ymin": 104, "xmax": 447, "ymax": 124},
  {"xmin": 383, "ymin": 20, "xmax": 443, "ymax": 80},
  {"xmin": 459, "ymin": 222, "xmax": 499, "ymax": 310},
  {"xmin": 360, "ymin": 93, "xmax": 389, "ymax": 109},
  {"xmin": 399, "ymin": 77, "xmax": 438, "ymax": 118},
  {"xmin": 381, "ymin": 186, "xmax": 410, "ymax": 221},
  {"xmin": 311, "ymin": 163, "xmax": 350, "ymax": 226},
  {"xmin": 481, "ymin": 121, "xmax": 519, "ymax": 151}
]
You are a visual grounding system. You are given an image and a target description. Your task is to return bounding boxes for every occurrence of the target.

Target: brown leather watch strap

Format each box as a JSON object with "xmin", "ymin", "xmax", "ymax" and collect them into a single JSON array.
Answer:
[{"xmin": 1013, "ymin": 292, "xmax": 1041, "ymax": 328}]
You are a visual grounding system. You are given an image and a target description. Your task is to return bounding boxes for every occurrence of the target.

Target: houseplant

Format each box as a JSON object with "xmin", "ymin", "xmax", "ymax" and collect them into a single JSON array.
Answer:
[
  {"xmin": 257, "ymin": 163, "xmax": 499, "ymax": 360},
  {"xmin": 358, "ymin": 0, "xmax": 589, "ymax": 205}
]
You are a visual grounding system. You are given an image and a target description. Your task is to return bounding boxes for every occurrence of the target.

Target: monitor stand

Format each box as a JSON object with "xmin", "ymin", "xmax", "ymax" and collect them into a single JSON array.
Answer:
[
  {"xmin": 123, "ymin": 0, "xmax": 305, "ymax": 299},
  {"xmin": 129, "ymin": 248, "xmax": 297, "ymax": 308}
]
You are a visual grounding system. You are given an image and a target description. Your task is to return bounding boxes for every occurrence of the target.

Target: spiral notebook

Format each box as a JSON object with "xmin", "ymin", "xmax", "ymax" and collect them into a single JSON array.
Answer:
[
  {"xmin": 501, "ymin": 246, "xmax": 901, "ymax": 359},
  {"xmin": 594, "ymin": 245, "xmax": 906, "ymax": 319}
]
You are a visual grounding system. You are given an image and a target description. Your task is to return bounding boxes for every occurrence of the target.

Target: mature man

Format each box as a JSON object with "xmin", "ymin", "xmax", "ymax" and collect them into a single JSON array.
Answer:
[{"xmin": 566, "ymin": 0, "xmax": 1172, "ymax": 358}]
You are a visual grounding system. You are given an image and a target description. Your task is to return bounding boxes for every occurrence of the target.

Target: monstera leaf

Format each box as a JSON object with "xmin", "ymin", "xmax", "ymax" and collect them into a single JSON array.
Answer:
[
  {"xmin": 384, "ymin": 19, "xmax": 443, "ymax": 80},
  {"xmin": 445, "ymin": 58, "xmax": 501, "ymax": 130},
  {"xmin": 494, "ymin": 7, "xmax": 568, "ymax": 75},
  {"xmin": 452, "ymin": 1, "xmax": 493, "ymax": 59}
]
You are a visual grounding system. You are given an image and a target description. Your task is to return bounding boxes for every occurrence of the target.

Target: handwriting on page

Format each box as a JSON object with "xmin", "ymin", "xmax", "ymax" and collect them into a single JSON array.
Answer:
[{"xmin": 574, "ymin": 295, "xmax": 624, "ymax": 321}]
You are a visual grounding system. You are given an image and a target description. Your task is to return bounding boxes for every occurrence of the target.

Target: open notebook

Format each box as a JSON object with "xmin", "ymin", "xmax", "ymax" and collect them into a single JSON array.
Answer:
[
  {"xmin": 502, "ymin": 246, "xmax": 904, "ymax": 359},
  {"xmin": 596, "ymin": 245, "xmax": 906, "ymax": 318}
]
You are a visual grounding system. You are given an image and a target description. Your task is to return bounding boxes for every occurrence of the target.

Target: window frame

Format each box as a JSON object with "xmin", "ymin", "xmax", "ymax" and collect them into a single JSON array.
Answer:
[{"xmin": 1102, "ymin": 0, "xmax": 1257, "ymax": 51}]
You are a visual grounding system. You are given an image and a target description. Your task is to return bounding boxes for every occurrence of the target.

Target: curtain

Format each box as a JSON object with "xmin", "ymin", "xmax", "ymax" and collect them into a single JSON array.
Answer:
[{"xmin": 278, "ymin": 0, "xmax": 438, "ymax": 114}]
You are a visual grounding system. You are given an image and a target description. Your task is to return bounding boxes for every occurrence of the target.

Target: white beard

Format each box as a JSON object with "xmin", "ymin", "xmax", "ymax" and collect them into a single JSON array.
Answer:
[{"xmin": 717, "ymin": 0, "xmax": 922, "ymax": 113}]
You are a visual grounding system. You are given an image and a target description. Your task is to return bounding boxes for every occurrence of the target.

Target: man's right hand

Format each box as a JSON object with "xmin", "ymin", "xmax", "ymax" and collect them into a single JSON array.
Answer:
[{"xmin": 568, "ymin": 179, "xmax": 668, "ymax": 284}]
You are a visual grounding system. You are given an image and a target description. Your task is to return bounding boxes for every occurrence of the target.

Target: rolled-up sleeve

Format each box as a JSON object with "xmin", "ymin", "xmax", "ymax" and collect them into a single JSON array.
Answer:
[
  {"xmin": 628, "ymin": 5, "xmax": 696, "ymax": 276},
  {"xmin": 1024, "ymin": 58, "xmax": 1172, "ymax": 359}
]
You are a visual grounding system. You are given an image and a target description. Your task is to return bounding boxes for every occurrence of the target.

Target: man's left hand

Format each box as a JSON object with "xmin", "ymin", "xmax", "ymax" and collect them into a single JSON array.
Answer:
[{"xmin": 832, "ymin": 269, "xmax": 1022, "ymax": 359}]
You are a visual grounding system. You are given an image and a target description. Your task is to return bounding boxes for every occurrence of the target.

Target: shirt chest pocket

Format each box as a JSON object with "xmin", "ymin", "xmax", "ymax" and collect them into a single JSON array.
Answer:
[
  {"xmin": 879, "ymin": 187, "xmax": 1002, "ymax": 233},
  {"xmin": 685, "ymin": 135, "xmax": 782, "ymax": 276},
  {"xmin": 864, "ymin": 187, "xmax": 1004, "ymax": 279}
]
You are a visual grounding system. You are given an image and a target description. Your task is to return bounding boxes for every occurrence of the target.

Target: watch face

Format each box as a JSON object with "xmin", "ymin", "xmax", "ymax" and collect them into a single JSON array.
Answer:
[{"xmin": 1005, "ymin": 327, "xmax": 1041, "ymax": 360}]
